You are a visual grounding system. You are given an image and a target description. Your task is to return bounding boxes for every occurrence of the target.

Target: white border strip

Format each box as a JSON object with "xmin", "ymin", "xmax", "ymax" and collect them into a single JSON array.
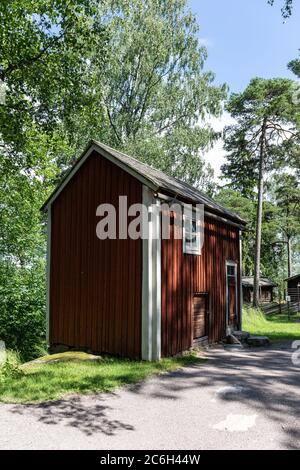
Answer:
[
  {"xmin": 225, "ymin": 260, "xmax": 238, "ymax": 335},
  {"xmin": 142, "ymin": 186, "xmax": 161, "ymax": 361}
]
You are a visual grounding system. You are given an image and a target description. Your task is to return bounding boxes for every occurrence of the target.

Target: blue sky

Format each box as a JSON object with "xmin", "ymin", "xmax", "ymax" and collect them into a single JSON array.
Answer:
[
  {"xmin": 188, "ymin": 0, "xmax": 300, "ymax": 178},
  {"xmin": 188, "ymin": 0, "xmax": 300, "ymax": 93}
]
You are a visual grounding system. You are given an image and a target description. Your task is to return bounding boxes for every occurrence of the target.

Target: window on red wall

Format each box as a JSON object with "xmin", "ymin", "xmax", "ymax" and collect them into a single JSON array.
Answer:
[{"xmin": 183, "ymin": 213, "xmax": 201, "ymax": 255}]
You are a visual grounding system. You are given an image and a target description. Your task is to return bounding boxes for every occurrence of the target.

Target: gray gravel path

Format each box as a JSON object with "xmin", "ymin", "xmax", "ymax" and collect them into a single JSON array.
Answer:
[{"xmin": 0, "ymin": 341, "xmax": 299, "ymax": 450}]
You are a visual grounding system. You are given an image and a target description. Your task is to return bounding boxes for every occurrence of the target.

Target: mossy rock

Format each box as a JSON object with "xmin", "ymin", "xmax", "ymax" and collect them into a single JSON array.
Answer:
[{"xmin": 22, "ymin": 351, "xmax": 102, "ymax": 369}]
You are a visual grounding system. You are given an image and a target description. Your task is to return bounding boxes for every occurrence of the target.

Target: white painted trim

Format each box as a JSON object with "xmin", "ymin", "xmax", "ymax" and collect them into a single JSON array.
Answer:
[
  {"xmin": 152, "ymin": 198, "xmax": 161, "ymax": 360},
  {"xmin": 46, "ymin": 206, "xmax": 51, "ymax": 343},
  {"xmin": 43, "ymin": 142, "xmax": 158, "ymax": 211},
  {"xmin": 183, "ymin": 212, "xmax": 201, "ymax": 256},
  {"xmin": 157, "ymin": 192, "xmax": 246, "ymax": 231},
  {"xmin": 225, "ymin": 260, "xmax": 238, "ymax": 335},
  {"xmin": 142, "ymin": 186, "xmax": 161, "ymax": 361},
  {"xmin": 142, "ymin": 187, "xmax": 152, "ymax": 361},
  {"xmin": 94, "ymin": 144, "xmax": 158, "ymax": 189}
]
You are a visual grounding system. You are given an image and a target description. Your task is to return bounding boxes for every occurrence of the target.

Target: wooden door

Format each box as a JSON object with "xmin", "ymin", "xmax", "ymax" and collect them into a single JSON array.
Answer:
[
  {"xmin": 228, "ymin": 281, "xmax": 236, "ymax": 325},
  {"xmin": 193, "ymin": 294, "xmax": 208, "ymax": 341},
  {"xmin": 226, "ymin": 262, "xmax": 237, "ymax": 330}
]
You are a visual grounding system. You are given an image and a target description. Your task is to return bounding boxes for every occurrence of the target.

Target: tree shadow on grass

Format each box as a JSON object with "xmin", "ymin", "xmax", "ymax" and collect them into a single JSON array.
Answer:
[
  {"xmin": 3, "ymin": 355, "xmax": 199, "ymax": 438},
  {"xmin": 6, "ymin": 344, "xmax": 300, "ymax": 447}
]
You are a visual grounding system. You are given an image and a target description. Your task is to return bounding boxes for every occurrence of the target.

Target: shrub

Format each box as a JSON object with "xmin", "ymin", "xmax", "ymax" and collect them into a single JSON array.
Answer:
[
  {"xmin": 242, "ymin": 304, "xmax": 300, "ymax": 340},
  {"xmin": 242, "ymin": 304, "xmax": 267, "ymax": 328},
  {"xmin": 0, "ymin": 262, "xmax": 46, "ymax": 362},
  {"xmin": 0, "ymin": 350, "xmax": 23, "ymax": 379}
]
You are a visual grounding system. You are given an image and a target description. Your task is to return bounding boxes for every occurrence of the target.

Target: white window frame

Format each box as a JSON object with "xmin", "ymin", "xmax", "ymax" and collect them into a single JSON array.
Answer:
[
  {"xmin": 225, "ymin": 260, "xmax": 238, "ymax": 335},
  {"xmin": 183, "ymin": 209, "xmax": 201, "ymax": 256}
]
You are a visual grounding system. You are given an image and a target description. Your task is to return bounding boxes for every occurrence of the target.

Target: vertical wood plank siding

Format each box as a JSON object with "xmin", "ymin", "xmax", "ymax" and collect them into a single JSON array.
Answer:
[
  {"xmin": 161, "ymin": 215, "xmax": 240, "ymax": 357},
  {"xmin": 50, "ymin": 151, "xmax": 142, "ymax": 358}
]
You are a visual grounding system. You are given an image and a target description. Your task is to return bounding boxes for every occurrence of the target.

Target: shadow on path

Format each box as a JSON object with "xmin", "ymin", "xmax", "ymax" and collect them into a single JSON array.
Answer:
[
  {"xmin": 10, "ymin": 395, "xmax": 134, "ymax": 437},
  {"xmin": 8, "ymin": 342, "xmax": 300, "ymax": 448},
  {"xmin": 128, "ymin": 342, "xmax": 300, "ymax": 449}
]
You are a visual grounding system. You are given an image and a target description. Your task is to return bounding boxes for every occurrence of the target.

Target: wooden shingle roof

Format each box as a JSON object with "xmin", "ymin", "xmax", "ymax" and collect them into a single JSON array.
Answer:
[
  {"xmin": 242, "ymin": 276, "xmax": 277, "ymax": 288},
  {"xmin": 42, "ymin": 140, "xmax": 247, "ymax": 227}
]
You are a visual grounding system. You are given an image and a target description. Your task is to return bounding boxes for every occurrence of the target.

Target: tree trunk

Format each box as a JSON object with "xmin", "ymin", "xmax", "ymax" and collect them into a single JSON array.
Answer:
[
  {"xmin": 253, "ymin": 120, "xmax": 267, "ymax": 308},
  {"xmin": 287, "ymin": 236, "xmax": 292, "ymax": 278}
]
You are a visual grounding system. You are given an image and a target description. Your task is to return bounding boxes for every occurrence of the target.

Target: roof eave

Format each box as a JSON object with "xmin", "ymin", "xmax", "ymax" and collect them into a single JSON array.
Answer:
[
  {"xmin": 157, "ymin": 189, "xmax": 247, "ymax": 228},
  {"xmin": 41, "ymin": 140, "xmax": 159, "ymax": 212},
  {"xmin": 284, "ymin": 274, "xmax": 300, "ymax": 282},
  {"xmin": 40, "ymin": 140, "xmax": 247, "ymax": 228}
]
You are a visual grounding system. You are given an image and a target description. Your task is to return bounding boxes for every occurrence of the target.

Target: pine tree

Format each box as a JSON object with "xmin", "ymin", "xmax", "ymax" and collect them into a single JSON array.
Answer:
[{"xmin": 222, "ymin": 78, "xmax": 300, "ymax": 307}]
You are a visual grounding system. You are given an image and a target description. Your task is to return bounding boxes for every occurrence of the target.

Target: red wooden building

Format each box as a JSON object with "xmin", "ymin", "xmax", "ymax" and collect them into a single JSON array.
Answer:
[
  {"xmin": 42, "ymin": 141, "xmax": 246, "ymax": 360},
  {"xmin": 242, "ymin": 276, "xmax": 277, "ymax": 303},
  {"xmin": 285, "ymin": 274, "xmax": 300, "ymax": 303}
]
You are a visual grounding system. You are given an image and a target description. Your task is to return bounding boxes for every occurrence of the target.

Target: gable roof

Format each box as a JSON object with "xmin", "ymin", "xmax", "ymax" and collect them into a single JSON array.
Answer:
[
  {"xmin": 285, "ymin": 274, "xmax": 300, "ymax": 282},
  {"xmin": 41, "ymin": 140, "xmax": 247, "ymax": 226},
  {"xmin": 242, "ymin": 276, "xmax": 277, "ymax": 288}
]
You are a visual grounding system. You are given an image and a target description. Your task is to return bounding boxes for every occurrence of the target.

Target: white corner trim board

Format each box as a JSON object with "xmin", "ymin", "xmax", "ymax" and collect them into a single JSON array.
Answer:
[{"xmin": 142, "ymin": 186, "xmax": 161, "ymax": 361}]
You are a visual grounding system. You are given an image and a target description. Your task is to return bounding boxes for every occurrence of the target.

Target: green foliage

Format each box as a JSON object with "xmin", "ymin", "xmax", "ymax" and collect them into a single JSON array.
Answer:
[
  {"xmin": 0, "ymin": 262, "xmax": 46, "ymax": 361},
  {"xmin": 97, "ymin": 0, "xmax": 226, "ymax": 186},
  {"xmin": 0, "ymin": 1, "xmax": 108, "ymax": 360},
  {"xmin": 0, "ymin": 350, "xmax": 23, "ymax": 379},
  {"xmin": 268, "ymin": 173, "xmax": 300, "ymax": 280},
  {"xmin": 216, "ymin": 179, "xmax": 299, "ymax": 290},
  {"xmin": 268, "ymin": 0, "xmax": 293, "ymax": 18},
  {"xmin": 50, "ymin": 0, "xmax": 225, "ymax": 188},
  {"xmin": 0, "ymin": 353, "xmax": 202, "ymax": 403},
  {"xmin": 288, "ymin": 56, "xmax": 300, "ymax": 78},
  {"xmin": 215, "ymin": 187, "xmax": 289, "ymax": 284},
  {"xmin": 223, "ymin": 78, "xmax": 300, "ymax": 195},
  {"xmin": 222, "ymin": 78, "xmax": 300, "ymax": 304},
  {"xmin": 271, "ymin": 173, "xmax": 300, "ymax": 239},
  {"xmin": 0, "ymin": 134, "xmax": 61, "ymax": 361},
  {"xmin": 215, "ymin": 188, "xmax": 256, "ymax": 274},
  {"xmin": 122, "ymin": 129, "xmax": 217, "ymax": 192},
  {"xmin": 0, "ymin": 0, "xmax": 107, "ymax": 153},
  {"xmin": 0, "ymin": 0, "xmax": 226, "ymax": 360},
  {"xmin": 243, "ymin": 305, "xmax": 300, "ymax": 340}
]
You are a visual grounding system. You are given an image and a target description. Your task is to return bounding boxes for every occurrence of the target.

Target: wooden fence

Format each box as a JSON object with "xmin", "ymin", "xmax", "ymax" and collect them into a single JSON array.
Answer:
[{"xmin": 260, "ymin": 301, "xmax": 299, "ymax": 316}]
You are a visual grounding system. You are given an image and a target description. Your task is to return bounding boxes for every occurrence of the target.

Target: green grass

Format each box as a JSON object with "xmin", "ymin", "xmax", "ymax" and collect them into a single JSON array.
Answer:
[
  {"xmin": 243, "ymin": 305, "xmax": 300, "ymax": 341},
  {"xmin": 0, "ymin": 352, "xmax": 203, "ymax": 404}
]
